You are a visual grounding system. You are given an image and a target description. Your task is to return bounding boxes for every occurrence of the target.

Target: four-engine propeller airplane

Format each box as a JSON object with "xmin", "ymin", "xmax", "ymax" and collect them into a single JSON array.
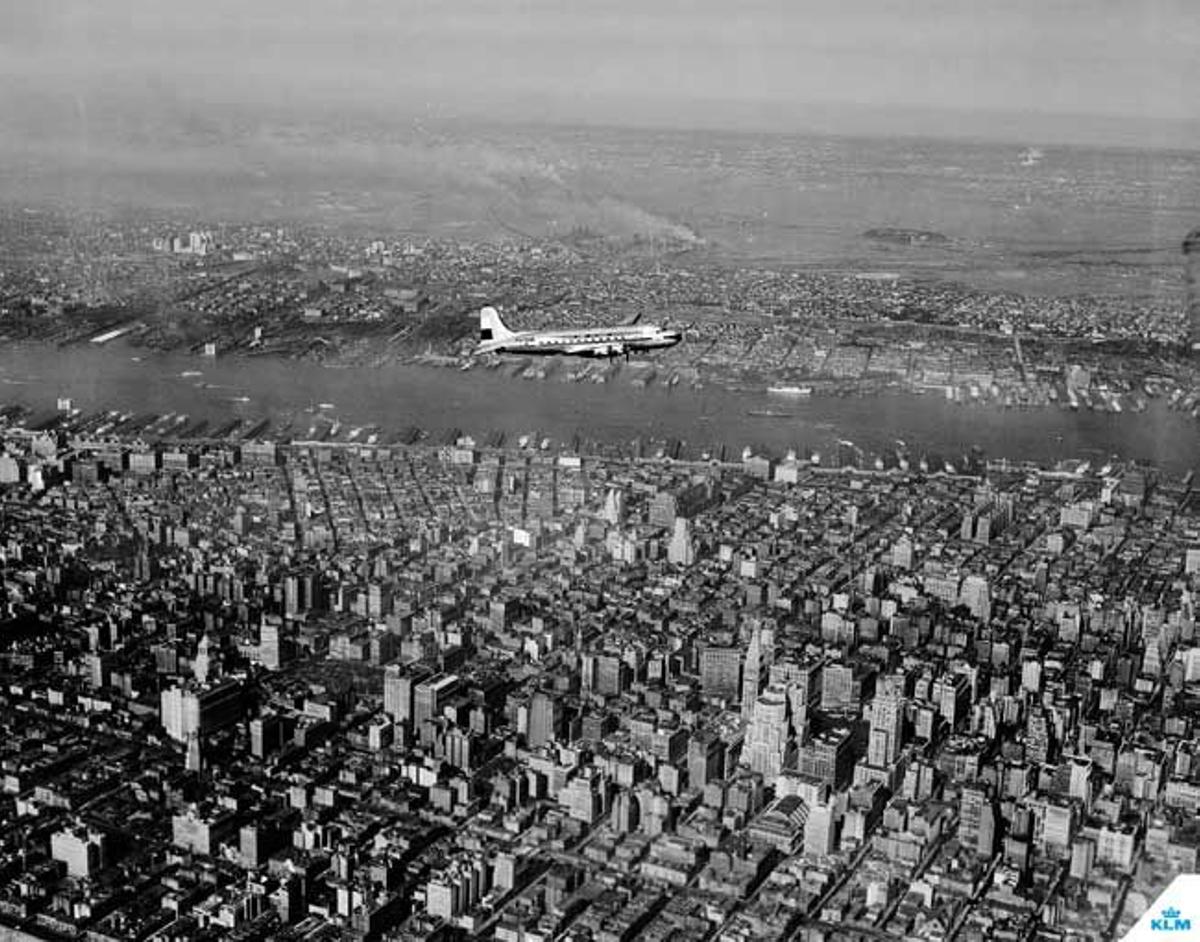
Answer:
[{"xmin": 476, "ymin": 306, "xmax": 682, "ymax": 360}]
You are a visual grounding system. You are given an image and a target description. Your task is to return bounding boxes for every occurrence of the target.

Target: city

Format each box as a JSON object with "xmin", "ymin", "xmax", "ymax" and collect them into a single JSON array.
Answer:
[
  {"xmin": 1, "ymin": 211, "xmax": 1198, "ymax": 417},
  {"xmin": 2, "ymin": 3, "xmax": 1199, "ymax": 941},
  {"xmin": 0, "ymin": 416, "xmax": 1197, "ymax": 940}
]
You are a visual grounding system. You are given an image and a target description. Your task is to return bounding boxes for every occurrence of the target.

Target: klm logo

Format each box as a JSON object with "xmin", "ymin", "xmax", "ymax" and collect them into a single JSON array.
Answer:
[{"xmin": 1151, "ymin": 908, "xmax": 1192, "ymax": 932}]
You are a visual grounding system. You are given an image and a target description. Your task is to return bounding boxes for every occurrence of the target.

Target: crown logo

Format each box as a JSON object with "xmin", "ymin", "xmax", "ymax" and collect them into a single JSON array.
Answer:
[{"xmin": 1163, "ymin": 908, "xmax": 1181, "ymax": 919}]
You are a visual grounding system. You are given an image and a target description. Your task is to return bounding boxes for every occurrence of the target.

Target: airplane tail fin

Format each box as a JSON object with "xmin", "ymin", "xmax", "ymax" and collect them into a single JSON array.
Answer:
[
  {"xmin": 624, "ymin": 311, "xmax": 643, "ymax": 326},
  {"xmin": 479, "ymin": 306, "xmax": 516, "ymax": 342}
]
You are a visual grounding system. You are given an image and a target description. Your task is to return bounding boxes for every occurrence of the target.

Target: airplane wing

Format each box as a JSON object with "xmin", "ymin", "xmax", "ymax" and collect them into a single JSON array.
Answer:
[{"xmin": 562, "ymin": 342, "xmax": 626, "ymax": 356}]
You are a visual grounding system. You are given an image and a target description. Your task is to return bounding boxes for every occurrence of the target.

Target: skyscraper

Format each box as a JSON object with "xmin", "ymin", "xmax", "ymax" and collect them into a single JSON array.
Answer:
[
  {"xmin": 700, "ymin": 644, "xmax": 742, "ymax": 700},
  {"xmin": 383, "ymin": 665, "xmax": 406, "ymax": 721},
  {"xmin": 744, "ymin": 685, "xmax": 792, "ymax": 786},
  {"xmin": 414, "ymin": 674, "xmax": 460, "ymax": 730},
  {"xmin": 384, "ymin": 664, "xmax": 434, "ymax": 728},
  {"xmin": 160, "ymin": 680, "xmax": 243, "ymax": 743},
  {"xmin": 959, "ymin": 574, "xmax": 991, "ymax": 622},
  {"xmin": 667, "ymin": 517, "xmax": 696, "ymax": 565},
  {"xmin": 192, "ymin": 633, "xmax": 219, "ymax": 684},
  {"xmin": 603, "ymin": 487, "xmax": 627, "ymax": 526},
  {"xmin": 959, "ymin": 783, "xmax": 999, "ymax": 856},
  {"xmin": 770, "ymin": 657, "xmax": 824, "ymax": 744},
  {"xmin": 867, "ymin": 672, "xmax": 906, "ymax": 768},
  {"xmin": 798, "ymin": 726, "xmax": 854, "ymax": 790},
  {"xmin": 741, "ymin": 625, "xmax": 763, "ymax": 721},
  {"xmin": 259, "ymin": 620, "xmax": 284, "ymax": 671},
  {"xmin": 688, "ymin": 731, "xmax": 726, "ymax": 788},
  {"xmin": 527, "ymin": 690, "xmax": 560, "ymax": 749}
]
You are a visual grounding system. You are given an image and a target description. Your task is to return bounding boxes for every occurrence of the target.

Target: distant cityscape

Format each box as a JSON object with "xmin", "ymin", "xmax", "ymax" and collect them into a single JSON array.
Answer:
[{"xmin": 0, "ymin": 210, "xmax": 1197, "ymax": 419}]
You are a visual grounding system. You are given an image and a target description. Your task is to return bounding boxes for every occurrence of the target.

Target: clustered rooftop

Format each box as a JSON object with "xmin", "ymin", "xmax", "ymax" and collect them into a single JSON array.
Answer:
[{"xmin": 0, "ymin": 427, "xmax": 1198, "ymax": 942}]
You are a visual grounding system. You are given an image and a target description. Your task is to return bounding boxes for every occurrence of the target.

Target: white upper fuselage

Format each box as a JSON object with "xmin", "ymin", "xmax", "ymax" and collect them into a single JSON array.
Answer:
[{"xmin": 477, "ymin": 323, "xmax": 681, "ymax": 357}]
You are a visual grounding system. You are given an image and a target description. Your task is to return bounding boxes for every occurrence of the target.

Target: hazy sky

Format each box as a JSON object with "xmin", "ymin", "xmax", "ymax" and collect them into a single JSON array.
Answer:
[{"xmin": 3, "ymin": 0, "xmax": 1199, "ymax": 142}]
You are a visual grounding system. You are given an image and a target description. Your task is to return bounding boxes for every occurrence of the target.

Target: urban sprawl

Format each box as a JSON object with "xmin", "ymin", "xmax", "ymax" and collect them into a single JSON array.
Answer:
[
  {"xmin": 0, "ymin": 211, "xmax": 1198, "ymax": 413},
  {"xmin": 0, "ymin": 209, "xmax": 1199, "ymax": 942},
  {"xmin": 0, "ymin": 419, "xmax": 1198, "ymax": 942}
]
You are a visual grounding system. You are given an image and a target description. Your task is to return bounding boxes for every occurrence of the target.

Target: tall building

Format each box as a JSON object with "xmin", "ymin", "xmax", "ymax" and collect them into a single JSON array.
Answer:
[
  {"xmin": 250, "ymin": 714, "xmax": 286, "ymax": 759},
  {"xmin": 602, "ymin": 488, "xmax": 627, "ymax": 526},
  {"xmin": 590, "ymin": 653, "xmax": 629, "ymax": 697},
  {"xmin": 798, "ymin": 726, "xmax": 854, "ymax": 790},
  {"xmin": 744, "ymin": 685, "xmax": 792, "ymax": 786},
  {"xmin": 383, "ymin": 664, "xmax": 406, "ymax": 722},
  {"xmin": 770, "ymin": 657, "xmax": 823, "ymax": 744},
  {"xmin": 259, "ymin": 620, "xmax": 286, "ymax": 671},
  {"xmin": 820, "ymin": 662, "xmax": 856, "ymax": 712},
  {"xmin": 414, "ymin": 673, "xmax": 460, "ymax": 730},
  {"xmin": 867, "ymin": 672, "xmax": 906, "ymax": 768},
  {"xmin": 51, "ymin": 825, "xmax": 109, "ymax": 878},
  {"xmin": 1034, "ymin": 800, "xmax": 1077, "ymax": 857},
  {"xmin": 1026, "ymin": 707, "xmax": 1055, "ymax": 766},
  {"xmin": 649, "ymin": 489, "xmax": 679, "ymax": 528},
  {"xmin": 688, "ymin": 732, "xmax": 726, "ymax": 788},
  {"xmin": 384, "ymin": 664, "xmax": 435, "ymax": 727},
  {"xmin": 700, "ymin": 644, "xmax": 742, "ymax": 700},
  {"xmin": 667, "ymin": 517, "xmax": 696, "ymax": 565},
  {"xmin": 804, "ymin": 801, "xmax": 838, "ymax": 858},
  {"xmin": 160, "ymin": 680, "xmax": 244, "ymax": 743},
  {"xmin": 283, "ymin": 574, "xmax": 305, "ymax": 617},
  {"xmin": 560, "ymin": 772, "xmax": 606, "ymax": 823},
  {"xmin": 932, "ymin": 672, "xmax": 971, "ymax": 730},
  {"xmin": 186, "ymin": 732, "xmax": 202, "ymax": 773},
  {"xmin": 959, "ymin": 783, "xmax": 999, "ymax": 856},
  {"xmin": 741, "ymin": 625, "xmax": 765, "ymax": 721},
  {"xmin": 959, "ymin": 574, "xmax": 991, "ymax": 622},
  {"xmin": 527, "ymin": 690, "xmax": 561, "ymax": 749}
]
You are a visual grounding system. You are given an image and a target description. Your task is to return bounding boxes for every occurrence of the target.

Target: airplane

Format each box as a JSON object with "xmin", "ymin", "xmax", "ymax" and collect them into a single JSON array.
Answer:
[{"xmin": 476, "ymin": 306, "xmax": 682, "ymax": 360}]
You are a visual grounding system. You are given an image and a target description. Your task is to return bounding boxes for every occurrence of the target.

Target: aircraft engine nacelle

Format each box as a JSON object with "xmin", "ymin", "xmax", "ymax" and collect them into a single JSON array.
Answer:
[{"xmin": 603, "ymin": 343, "xmax": 625, "ymax": 358}]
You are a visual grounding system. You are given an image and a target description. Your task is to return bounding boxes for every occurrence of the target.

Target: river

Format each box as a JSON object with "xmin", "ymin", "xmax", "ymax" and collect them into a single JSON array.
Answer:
[{"xmin": 0, "ymin": 342, "xmax": 1197, "ymax": 477}]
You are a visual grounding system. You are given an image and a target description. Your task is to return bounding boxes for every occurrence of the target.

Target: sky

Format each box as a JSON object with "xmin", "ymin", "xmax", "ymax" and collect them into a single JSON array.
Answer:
[{"xmin": 2, "ymin": 0, "xmax": 1198, "ymax": 145}]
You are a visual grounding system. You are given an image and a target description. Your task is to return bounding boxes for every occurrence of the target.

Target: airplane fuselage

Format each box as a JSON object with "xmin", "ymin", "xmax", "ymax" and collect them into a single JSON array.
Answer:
[{"xmin": 477, "ymin": 324, "xmax": 681, "ymax": 358}]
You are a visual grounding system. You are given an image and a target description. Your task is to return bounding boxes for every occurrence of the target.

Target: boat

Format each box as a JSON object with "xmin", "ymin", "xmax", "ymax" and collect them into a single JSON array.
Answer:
[
  {"xmin": 180, "ymin": 370, "xmax": 203, "ymax": 378},
  {"xmin": 767, "ymin": 385, "xmax": 813, "ymax": 396},
  {"xmin": 230, "ymin": 396, "xmax": 251, "ymax": 403},
  {"xmin": 318, "ymin": 402, "xmax": 335, "ymax": 410}
]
